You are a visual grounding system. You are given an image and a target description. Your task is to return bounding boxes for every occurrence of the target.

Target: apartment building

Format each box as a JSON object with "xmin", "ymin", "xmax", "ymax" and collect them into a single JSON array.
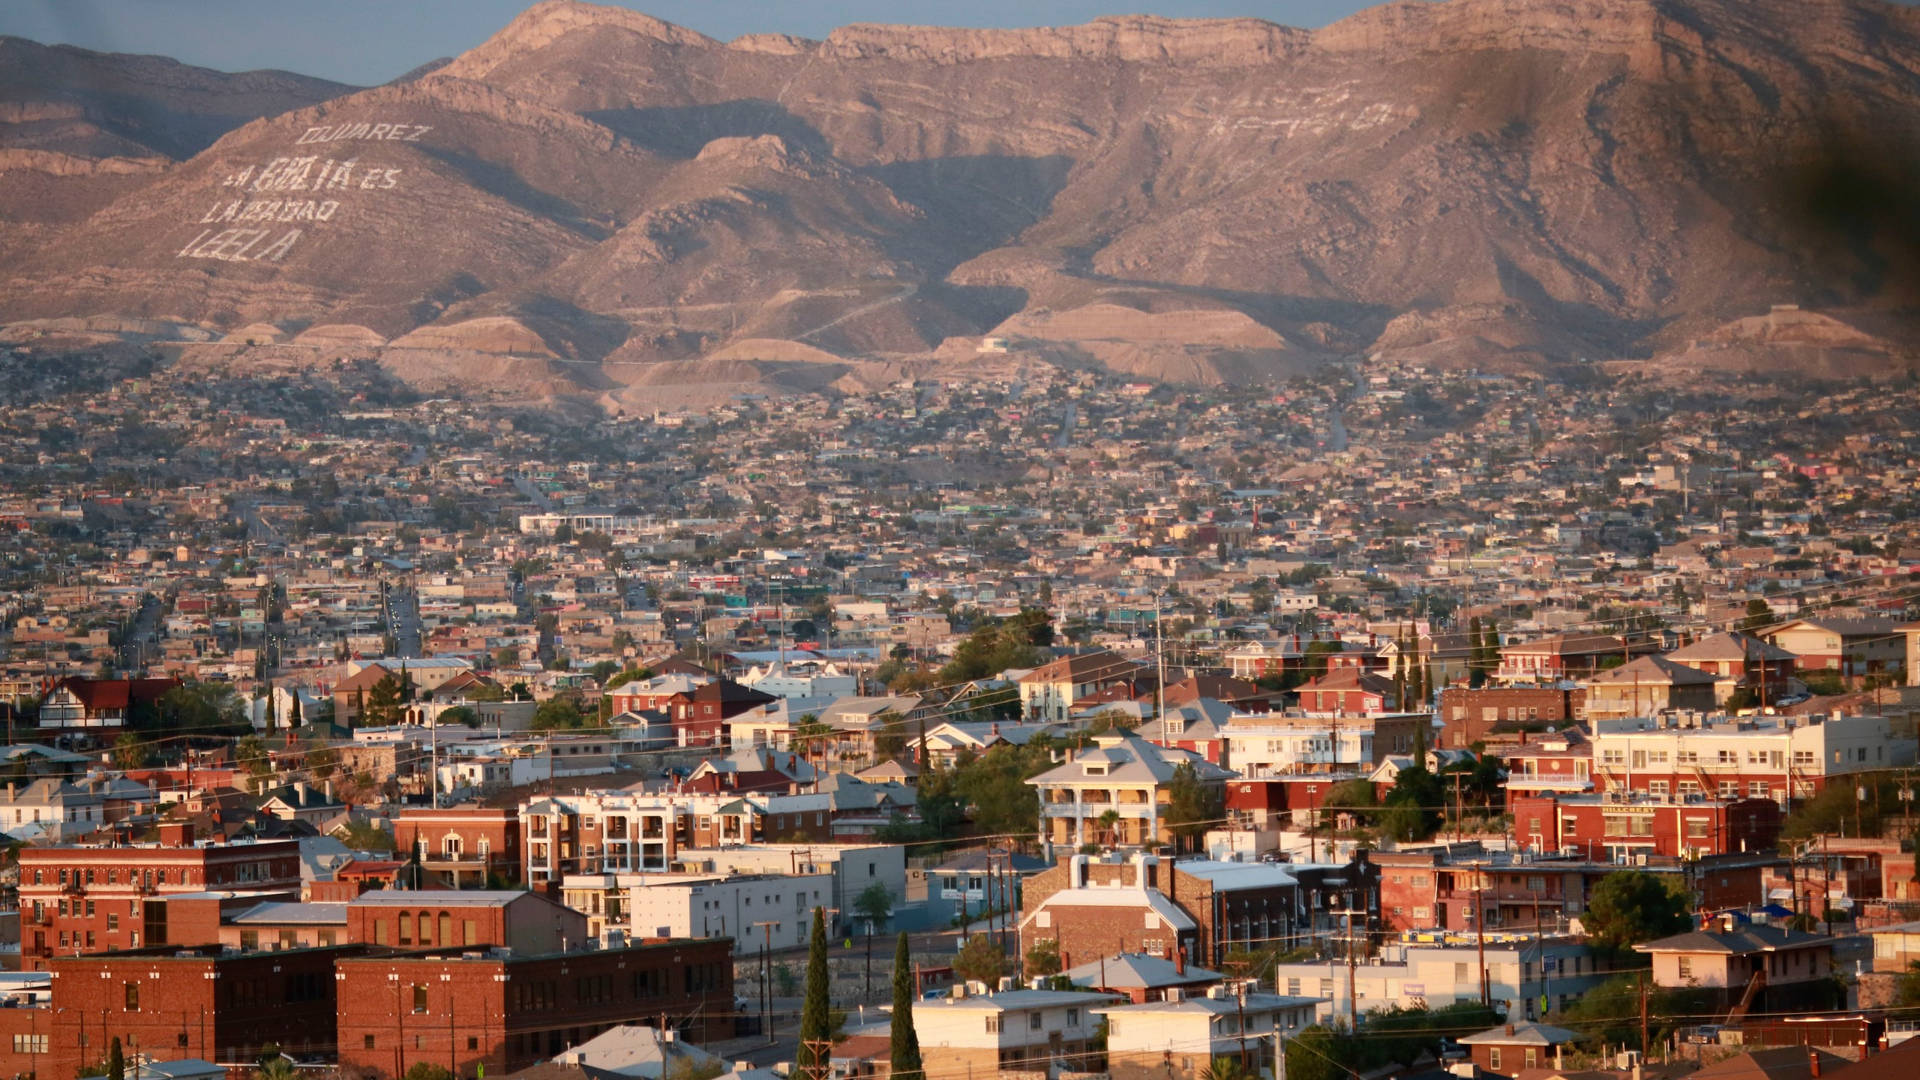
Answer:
[
  {"xmin": 392, "ymin": 805, "xmax": 521, "ymax": 887},
  {"xmin": 335, "ymin": 937, "xmax": 735, "ymax": 1078},
  {"xmin": 17, "ymin": 825, "xmax": 301, "ymax": 969},
  {"xmin": 1221, "ymin": 714, "xmax": 1425, "ymax": 777},
  {"xmin": 910, "ymin": 984, "xmax": 1120, "ymax": 1076},
  {"xmin": 1587, "ymin": 711, "xmax": 1904, "ymax": 804},
  {"xmin": 560, "ymin": 871, "xmax": 833, "ymax": 949}
]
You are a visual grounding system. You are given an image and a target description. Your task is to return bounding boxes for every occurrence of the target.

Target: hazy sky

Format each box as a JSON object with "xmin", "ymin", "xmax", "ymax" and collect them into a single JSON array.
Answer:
[{"xmin": 0, "ymin": 0, "xmax": 1387, "ymax": 85}]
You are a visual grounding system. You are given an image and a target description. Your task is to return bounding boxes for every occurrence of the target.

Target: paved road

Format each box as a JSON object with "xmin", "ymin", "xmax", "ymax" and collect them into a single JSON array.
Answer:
[
  {"xmin": 118, "ymin": 592, "xmax": 162, "ymax": 672},
  {"xmin": 386, "ymin": 585, "xmax": 423, "ymax": 658}
]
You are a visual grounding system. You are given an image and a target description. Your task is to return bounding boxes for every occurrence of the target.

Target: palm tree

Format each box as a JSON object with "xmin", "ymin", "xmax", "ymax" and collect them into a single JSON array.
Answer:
[{"xmin": 1097, "ymin": 809, "xmax": 1121, "ymax": 848}]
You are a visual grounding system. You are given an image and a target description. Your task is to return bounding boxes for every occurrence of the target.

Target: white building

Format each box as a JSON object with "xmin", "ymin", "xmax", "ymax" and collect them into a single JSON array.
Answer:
[
  {"xmin": 739, "ymin": 661, "xmax": 859, "ymax": 701},
  {"xmin": 1222, "ymin": 714, "xmax": 1375, "ymax": 777},
  {"xmin": 1267, "ymin": 938, "xmax": 1614, "ymax": 1024},
  {"xmin": 560, "ymin": 871, "xmax": 834, "ymax": 950},
  {"xmin": 1098, "ymin": 986, "xmax": 1324, "ymax": 1080},
  {"xmin": 911, "ymin": 984, "xmax": 1121, "ymax": 1076}
]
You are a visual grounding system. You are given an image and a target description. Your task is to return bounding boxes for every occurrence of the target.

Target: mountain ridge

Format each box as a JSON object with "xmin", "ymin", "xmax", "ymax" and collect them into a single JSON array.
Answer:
[{"xmin": 4, "ymin": 0, "xmax": 1919, "ymax": 399}]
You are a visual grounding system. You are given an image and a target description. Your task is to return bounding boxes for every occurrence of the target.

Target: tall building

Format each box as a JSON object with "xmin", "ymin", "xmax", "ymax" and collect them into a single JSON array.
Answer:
[{"xmin": 17, "ymin": 824, "xmax": 301, "ymax": 970}]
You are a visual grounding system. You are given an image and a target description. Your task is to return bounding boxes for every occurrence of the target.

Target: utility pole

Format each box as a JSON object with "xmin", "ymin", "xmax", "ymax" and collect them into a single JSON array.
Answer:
[
  {"xmin": 1638, "ymin": 971, "xmax": 1650, "ymax": 1053},
  {"xmin": 1474, "ymin": 869, "xmax": 1490, "ymax": 1008},
  {"xmin": 1330, "ymin": 904, "xmax": 1365, "ymax": 1032},
  {"xmin": 1155, "ymin": 595, "xmax": 1167, "ymax": 744},
  {"xmin": 752, "ymin": 921, "xmax": 778, "ymax": 1046}
]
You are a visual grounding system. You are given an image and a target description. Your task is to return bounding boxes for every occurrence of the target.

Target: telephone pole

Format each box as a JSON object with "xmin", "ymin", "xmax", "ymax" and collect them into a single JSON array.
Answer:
[{"xmin": 1474, "ymin": 869, "xmax": 1490, "ymax": 1008}]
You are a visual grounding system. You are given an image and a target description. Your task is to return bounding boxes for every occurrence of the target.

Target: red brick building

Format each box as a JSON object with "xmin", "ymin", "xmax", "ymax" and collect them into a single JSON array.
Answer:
[
  {"xmin": 334, "ymin": 938, "xmax": 735, "ymax": 1078},
  {"xmin": 1019, "ymin": 853, "xmax": 1373, "ymax": 971},
  {"xmin": 18, "ymin": 826, "xmax": 302, "ymax": 969},
  {"xmin": 1437, "ymin": 686, "xmax": 1586, "ymax": 747},
  {"xmin": 393, "ymin": 806, "xmax": 522, "ymax": 887},
  {"xmin": 606, "ymin": 675, "xmax": 775, "ymax": 746},
  {"xmin": 44, "ymin": 945, "xmax": 358, "ymax": 1079},
  {"xmin": 346, "ymin": 889, "xmax": 587, "ymax": 953},
  {"xmin": 1510, "ymin": 791, "xmax": 1782, "ymax": 860},
  {"xmin": 1294, "ymin": 668, "xmax": 1395, "ymax": 716}
]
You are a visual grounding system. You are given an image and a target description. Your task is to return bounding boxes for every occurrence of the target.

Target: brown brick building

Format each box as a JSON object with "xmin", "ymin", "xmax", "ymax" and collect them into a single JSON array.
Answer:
[
  {"xmin": 1437, "ymin": 686, "xmax": 1586, "ymax": 748},
  {"xmin": 1021, "ymin": 854, "xmax": 1331, "ymax": 971},
  {"xmin": 346, "ymin": 889, "xmax": 587, "ymax": 953},
  {"xmin": 45, "ymin": 945, "xmax": 360, "ymax": 1080},
  {"xmin": 335, "ymin": 938, "xmax": 735, "ymax": 1078},
  {"xmin": 393, "ymin": 806, "xmax": 522, "ymax": 887},
  {"xmin": 18, "ymin": 826, "xmax": 302, "ymax": 969}
]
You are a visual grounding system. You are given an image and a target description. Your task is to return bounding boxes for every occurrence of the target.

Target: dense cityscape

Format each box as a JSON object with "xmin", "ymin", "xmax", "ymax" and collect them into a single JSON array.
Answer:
[{"xmin": 1, "ymin": 344, "xmax": 1918, "ymax": 1080}]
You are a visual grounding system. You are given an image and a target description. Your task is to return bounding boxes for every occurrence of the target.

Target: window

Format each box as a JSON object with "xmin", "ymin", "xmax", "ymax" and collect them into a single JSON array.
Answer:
[
  {"xmin": 1686, "ymin": 819, "xmax": 1709, "ymax": 839},
  {"xmin": 1490, "ymin": 1049, "xmax": 1502, "ymax": 1070},
  {"xmin": 1029, "ymin": 1012, "xmax": 1044, "ymax": 1031},
  {"xmin": 13, "ymin": 1035, "xmax": 48, "ymax": 1054},
  {"xmin": 985, "ymin": 1016, "xmax": 1001, "ymax": 1033},
  {"xmin": 1750, "ymin": 782, "xmax": 1769, "ymax": 797},
  {"xmin": 125, "ymin": 982, "xmax": 140, "ymax": 1011},
  {"xmin": 375, "ymin": 921, "xmax": 389, "ymax": 946},
  {"xmin": 399, "ymin": 912, "xmax": 413, "ymax": 944},
  {"xmin": 413, "ymin": 984, "xmax": 429, "ymax": 1013},
  {"xmin": 1649, "ymin": 781, "xmax": 1670, "ymax": 797},
  {"xmin": 364, "ymin": 1036, "xmax": 376, "ymax": 1050},
  {"xmin": 465, "ymin": 920, "xmax": 478, "ymax": 945},
  {"xmin": 1067, "ymin": 1008, "xmax": 1080, "ymax": 1026},
  {"xmin": 108, "ymin": 913, "xmax": 119, "ymax": 931},
  {"xmin": 1678, "ymin": 957, "xmax": 1693, "ymax": 978}
]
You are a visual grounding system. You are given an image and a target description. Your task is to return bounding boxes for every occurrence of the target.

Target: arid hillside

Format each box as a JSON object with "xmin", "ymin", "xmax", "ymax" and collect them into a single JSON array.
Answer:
[{"xmin": 3, "ymin": 0, "xmax": 1918, "ymax": 398}]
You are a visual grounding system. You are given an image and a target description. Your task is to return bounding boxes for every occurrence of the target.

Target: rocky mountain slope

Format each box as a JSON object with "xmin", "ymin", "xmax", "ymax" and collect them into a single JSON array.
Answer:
[{"xmin": 3, "ymin": 0, "xmax": 1918, "ymax": 400}]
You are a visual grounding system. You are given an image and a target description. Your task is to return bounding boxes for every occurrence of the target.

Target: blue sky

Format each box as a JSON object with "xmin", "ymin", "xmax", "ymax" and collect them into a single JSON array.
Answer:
[{"xmin": 0, "ymin": 0, "xmax": 1387, "ymax": 85}]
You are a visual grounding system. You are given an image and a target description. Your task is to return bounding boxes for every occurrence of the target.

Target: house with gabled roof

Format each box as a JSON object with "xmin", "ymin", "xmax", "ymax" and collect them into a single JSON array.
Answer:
[
  {"xmin": 1028, "ymin": 734, "xmax": 1232, "ymax": 853},
  {"xmin": 1761, "ymin": 617, "xmax": 1906, "ymax": 678},
  {"xmin": 1665, "ymin": 631, "xmax": 1799, "ymax": 706},
  {"xmin": 1582, "ymin": 655, "xmax": 1719, "ymax": 717},
  {"xmin": 1019, "ymin": 649, "xmax": 1149, "ymax": 723}
]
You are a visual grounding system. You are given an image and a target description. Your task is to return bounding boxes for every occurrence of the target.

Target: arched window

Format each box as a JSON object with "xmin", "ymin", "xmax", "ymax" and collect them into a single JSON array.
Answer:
[
  {"xmin": 398, "ymin": 912, "xmax": 413, "ymax": 944},
  {"xmin": 440, "ymin": 912, "xmax": 454, "ymax": 946},
  {"xmin": 417, "ymin": 911, "xmax": 434, "ymax": 946}
]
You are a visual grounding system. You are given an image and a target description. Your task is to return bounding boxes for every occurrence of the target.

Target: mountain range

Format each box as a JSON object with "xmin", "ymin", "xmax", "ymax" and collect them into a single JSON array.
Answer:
[{"xmin": 3, "ymin": 0, "xmax": 1919, "ymax": 405}]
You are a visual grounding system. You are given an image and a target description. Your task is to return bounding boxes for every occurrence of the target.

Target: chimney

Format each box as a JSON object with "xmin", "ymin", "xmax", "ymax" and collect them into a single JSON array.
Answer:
[
  {"xmin": 294, "ymin": 780, "xmax": 308, "ymax": 804},
  {"xmin": 325, "ymin": 780, "xmax": 334, "ymax": 801},
  {"xmin": 1810, "ymin": 1050, "xmax": 1821, "ymax": 1079},
  {"xmin": 1175, "ymin": 942, "xmax": 1185, "ymax": 975},
  {"xmin": 1505, "ymin": 1024, "xmax": 1515, "ymax": 1037}
]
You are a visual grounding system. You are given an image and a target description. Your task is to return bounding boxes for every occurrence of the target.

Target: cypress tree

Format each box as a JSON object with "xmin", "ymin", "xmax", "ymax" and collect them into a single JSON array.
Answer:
[
  {"xmin": 797, "ymin": 907, "xmax": 832, "ymax": 1077},
  {"xmin": 1467, "ymin": 616, "xmax": 1485, "ymax": 689},
  {"xmin": 889, "ymin": 932, "xmax": 923, "ymax": 1080},
  {"xmin": 1483, "ymin": 619, "xmax": 1500, "ymax": 681},
  {"xmin": 107, "ymin": 1036, "xmax": 125, "ymax": 1080}
]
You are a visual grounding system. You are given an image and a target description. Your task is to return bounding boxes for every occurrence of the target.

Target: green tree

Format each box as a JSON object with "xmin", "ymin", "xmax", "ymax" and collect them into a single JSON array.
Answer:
[
  {"xmin": 855, "ymin": 882, "xmax": 894, "ymax": 932},
  {"xmin": 256, "ymin": 1058, "xmax": 299, "ymax": 1080},
  {"xmin": 1467, "ymin": 616, "xmax": 1486, "ymax": 688},
  {"xmin": 798, "ymin": 908, "xmax": 833, "ymax": 1077},
  {"xmin": 107, "ymin": 1037, "xmax": 125, "ymax": 1080},
  {"xmin": 1582, "ymin": 870, "xmax": 1692, "ymax": 953},
  {"xmin": 235, "ymin": 735, "xmax": 273, "ymax": 782},
  {"xmin": 1738, "ymin": 598, "xmax": 1776, "ymax": 633},
  {"xmin": 439, "ymin": 705, "xmax": 479, "ymax": 728},
  {"xmin": 112, "ymin": 731, "xmax": 150, "ymax": 771},
  {"xmin": 1285, "ymin": 1026, "xmax": 1347, "ymax": 1080},
  {"xmin": 402, "ymin": 1064, "xmax": 453, "ymax": 1080},
  {"xmin": 1379, "ymin": 766, "xmax": 1443, "ymax": 843},
  {"xmin": 1024, "ymin": 938, "xmax": 1063, "ymax": 977},
  {"xmin": 494, "ymin": 646, "xmax": 521, "ymax": 668},
  {"xmin": 530, "ymin": 696, "xmax": 587, "ymax": 731},
  {"xmin": 1166, "ymin": 762, "xmax": 1224, "ymax": 849},
  {"xmin": 953, "ymin": 934, "xmax": 1007, "ymax": 984},
  {"xmin": 1202, "ymin": 1057, "xmax": 1255, "ymax": 1080},
  {"xmin": 364, "ymin": 672, "xmax": 404, "ymax": 726},
  {"xmin": 890, "ymin": 933, "xmax": 924, "ymax": 1080}
]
